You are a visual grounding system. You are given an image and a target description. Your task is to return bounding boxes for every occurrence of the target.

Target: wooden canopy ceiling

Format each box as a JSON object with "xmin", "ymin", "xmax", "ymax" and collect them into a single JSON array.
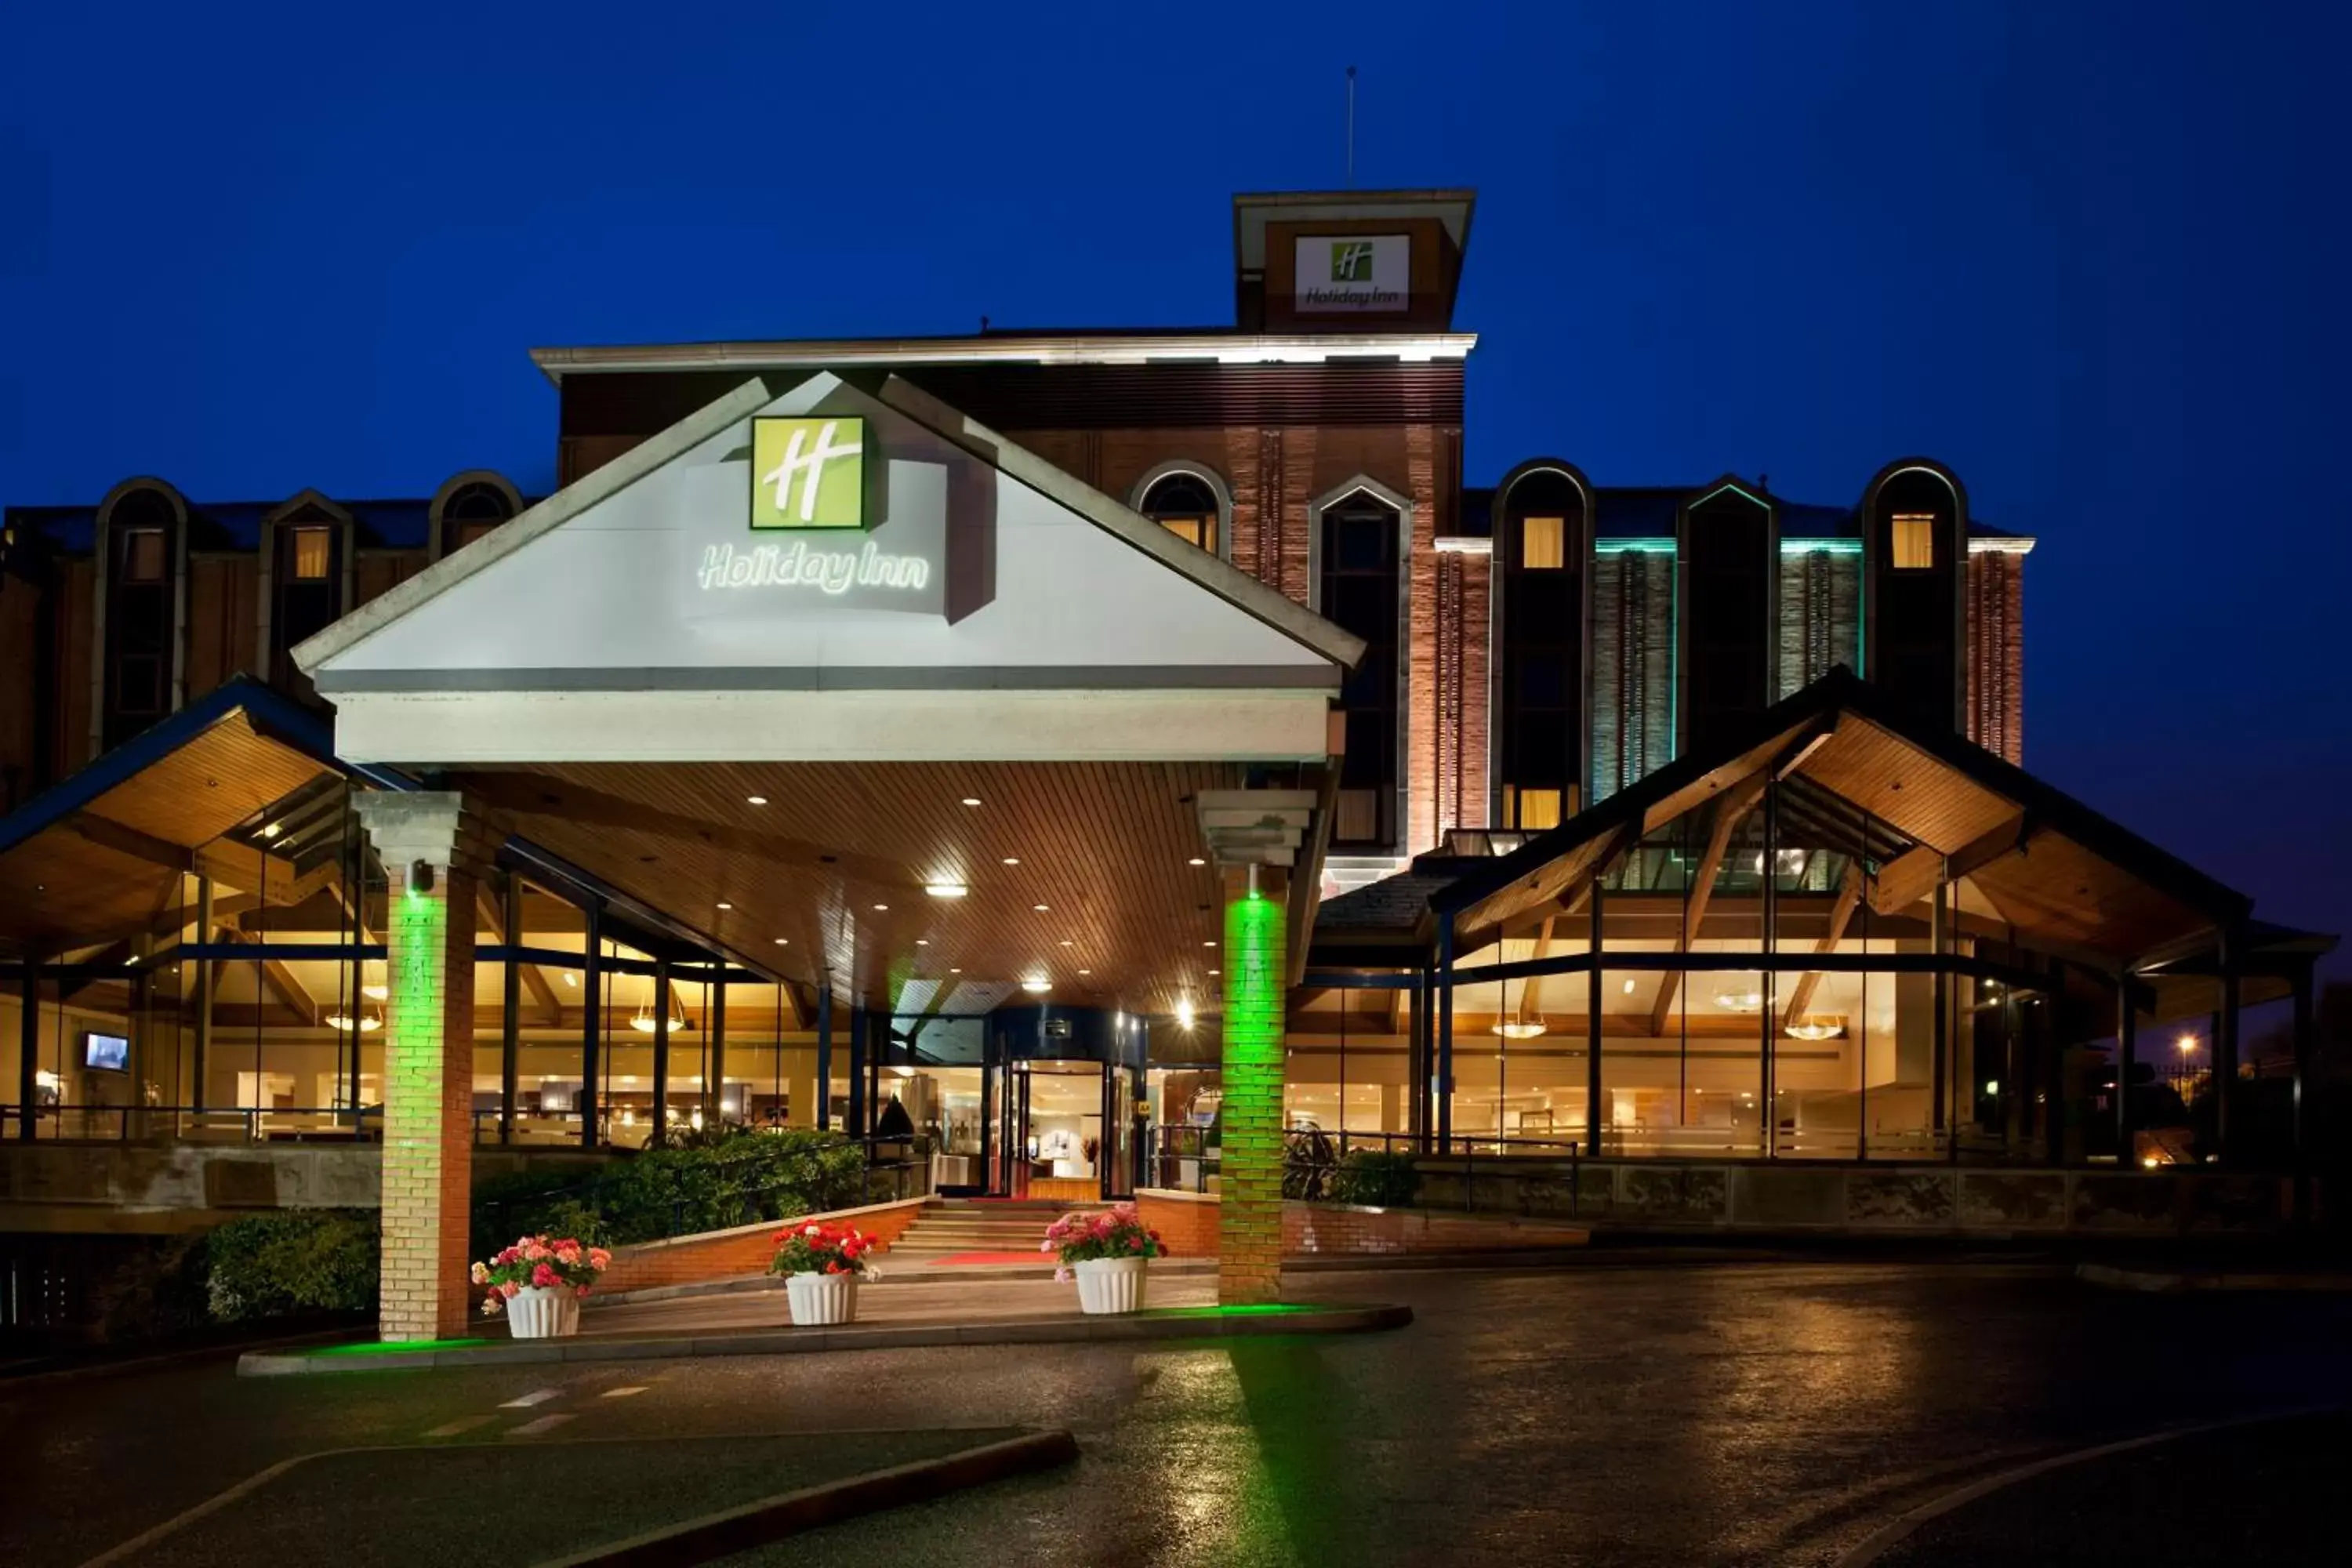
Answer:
[
  {"xmin": 456, "ymin": 758, "xmax": 1254, "ymax": 1015},
  {"xmin": 0, "ymin": 706, "xmax": 339, "ymax": 956}
]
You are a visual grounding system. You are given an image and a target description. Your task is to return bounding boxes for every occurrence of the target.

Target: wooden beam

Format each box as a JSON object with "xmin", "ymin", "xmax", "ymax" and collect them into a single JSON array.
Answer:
[
  {"xmin": 222, "ymin": 932, "xmax": 318, "ymax": 1027},
  {"xmin": 1519, "ymin": 916, "xmax": 1559, "ymax": 1018},
  {"xmin": 1650, "ymin": 771, "xmax": 1770, "ymax": 1034},
  {"xmin": 67, "ymin": 811, "xmax": 191, "ymax": 873},
  {"xmin": 1782, "ymin": 860, "xmax": 1865, "ymax": 1028},
  {"xmin": 1870, "ymin": 811, "xmax": 2032, "ymax": 918}
]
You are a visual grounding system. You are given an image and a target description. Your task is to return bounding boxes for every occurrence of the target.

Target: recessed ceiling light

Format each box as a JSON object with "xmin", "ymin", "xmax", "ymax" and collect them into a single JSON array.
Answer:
[
  {"xmin": 1203, "ymin": 940, "xmax": 1215, "ymax": 947},
  {"xmin": 746, "ymin": 795, "xmax": 767, "ymax": 806},
  {"xmin": 1033, "ymin": 903, "xmax": 1050, "ymax": 913},
  {"xmin": 716, "ymin": 901, "xmax": 732, "ymax": 910},
  {"xmin": 261, "ymin": 822, "xmax": 282, "ymax": 839},
  {"xmin": 1001, "ymin": 857, "xmax": 1020, "ymax": 866},
  {"xmin": 772, "ymin": 938, "xmax": 789, "ymax": 946},
  {"xmin": 873, "ymin": 903, "xmax": 889, "ymax": 913},
  {"xmin": 924, "ymin": 883, "xmax": 968, "ymax": 898},
  {"xmin": 1188, "ymin": 856, "xmax": 1205, "ymax": 866},
  {"xmin": 961, "ymin": 797, "xmax": 982, "ymax": 807},
  {"xmin": 1208, "ymin": 968, "xmax": 1220, "ymax": 975},
  {"xmin": 564, "ymin": 971, "xmax": 579, "ymax": 986},
  {"xmin": 1078, "ymin": 968, "xmax": 1091, "ymax": 975},
  {"xmin": 1021, "ymin": 978, "xmax": 1051, "ymax": 993},
  {"xmin": 916, "ymin": 938, "xmax": 930, "ymax": 946},
  {"xmin": 949, "ymin": 966, "xmax": 963, "ymax": 974},
  {"xmin": 1059, "ymin": 939, "xmax": 1073, "ymax": 947}
]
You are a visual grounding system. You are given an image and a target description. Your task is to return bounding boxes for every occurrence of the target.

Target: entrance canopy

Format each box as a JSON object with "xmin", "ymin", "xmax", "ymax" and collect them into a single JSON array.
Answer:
[{"xmin": 295, "ymin": 373, "xmax": 1363, "ymax": 1010}]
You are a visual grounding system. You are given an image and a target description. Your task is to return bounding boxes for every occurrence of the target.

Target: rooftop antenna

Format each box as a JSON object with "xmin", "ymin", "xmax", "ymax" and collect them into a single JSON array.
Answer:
[{"xmin": 1345, "ymin": 66, "xmax": 1357, "ymax": 188}]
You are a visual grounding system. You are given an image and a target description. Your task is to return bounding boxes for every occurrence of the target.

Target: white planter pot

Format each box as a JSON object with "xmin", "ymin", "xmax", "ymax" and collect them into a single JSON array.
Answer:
[
  {"xmin": 786, "ymin": 1271, "xmax": 860, "ymax": 1326},
  {"xmin": 505, "ymin": 1284, "xmax": 580, "ymax": 1339},
  {"xmin": 1074, "ymin": 1255, "xmax": 1149, "ymax": 1316}
]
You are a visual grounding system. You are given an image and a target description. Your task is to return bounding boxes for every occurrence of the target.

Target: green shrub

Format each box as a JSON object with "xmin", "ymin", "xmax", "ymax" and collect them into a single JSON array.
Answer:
[
  {"xmin": 205, "ymin": 1209, "xmax": 379, "ymax": 1323},
  {"xmin": 1325, "ymin": 1150, "xmax": 1421, "ymax": 1208},
  {"xmin": 473, "ymin": 1128, "xmax": 867, "ymax": 1254}
]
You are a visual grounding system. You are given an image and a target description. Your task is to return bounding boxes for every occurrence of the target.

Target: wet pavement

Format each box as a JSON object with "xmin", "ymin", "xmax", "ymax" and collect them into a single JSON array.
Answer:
[{"xmin": 8, "ymin": 1258, "xmax": 2350, "ymax": 1566}]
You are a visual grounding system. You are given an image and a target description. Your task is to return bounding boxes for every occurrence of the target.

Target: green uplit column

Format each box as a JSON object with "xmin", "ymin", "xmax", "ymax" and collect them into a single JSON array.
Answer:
[
  {"xmin": 354, "ymin": 792, "xmax": 495, "ymax": 1341},
  {"xmin": 1218, "ymin": 864, "xmax": 1288, "ymax": 1305}
]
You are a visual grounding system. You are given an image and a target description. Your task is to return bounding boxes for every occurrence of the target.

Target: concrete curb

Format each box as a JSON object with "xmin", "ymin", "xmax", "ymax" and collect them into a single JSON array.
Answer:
[
  {"xmin": 2075, "ymin": 1261, "xmax": 2352, "ymax": 1294},
  {"xmin": 533, "ymin": 1428, "xmax": 1081, "ymax": 1567},
  {"xmin": 238, "ymin": 1301, "xmax": 1413, "ymax": 1375}
]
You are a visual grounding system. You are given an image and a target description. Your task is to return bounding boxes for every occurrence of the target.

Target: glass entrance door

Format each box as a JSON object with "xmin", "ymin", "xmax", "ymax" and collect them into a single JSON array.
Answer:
[{"xmin": 993, "ymin": 1061, "xmax": 1104, "ymax": 1201}]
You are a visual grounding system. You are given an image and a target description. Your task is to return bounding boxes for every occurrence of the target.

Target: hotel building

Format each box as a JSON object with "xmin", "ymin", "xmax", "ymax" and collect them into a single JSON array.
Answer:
[{"xmin": 0, "ymin": 191, "xmax": 2325, "ymax": 1331}]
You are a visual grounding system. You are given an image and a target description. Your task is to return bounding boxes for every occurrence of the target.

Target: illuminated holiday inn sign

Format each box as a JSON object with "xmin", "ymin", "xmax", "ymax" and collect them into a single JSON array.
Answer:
[{"xmin": 750, "ymin": 416, "xmax": 871, "ymax": 530}]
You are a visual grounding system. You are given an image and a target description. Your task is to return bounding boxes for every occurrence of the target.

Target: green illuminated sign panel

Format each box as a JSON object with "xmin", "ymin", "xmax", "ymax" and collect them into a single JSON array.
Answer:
[
  {"xmin": 1330, "ymin": 241, "xmax": 1376, "ymax": 282},
  {"xmin": 750, "ymin": 416, "xmax": 869, "ymax": 531}
]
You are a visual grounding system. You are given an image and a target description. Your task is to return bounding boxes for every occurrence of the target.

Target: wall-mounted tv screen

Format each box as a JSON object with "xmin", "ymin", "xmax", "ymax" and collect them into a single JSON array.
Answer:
[{"xmin": 83, "ymin": 1031, "xmax": 130, "ymax": 1073}]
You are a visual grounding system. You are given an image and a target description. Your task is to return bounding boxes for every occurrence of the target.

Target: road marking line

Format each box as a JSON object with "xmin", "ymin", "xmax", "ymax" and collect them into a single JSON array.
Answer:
[
  {"xmin": 601, "ymin": 1385, "xmax": 648, "ymax": 1398},
  {"xmin": 423, "ymin": 1414, "xmax": 499, "ymax": 1438},
  {"xmin": 506, "ymin": 1414, "xmax": 576, "ymax": 1438},
  {"xmin": 500, "ymin": 1388, "xmax": 561, "ymax": 1408},
  {"xmin": 1830, "ymin": 1404, "xmax": 2346, "ymax": 1567}
]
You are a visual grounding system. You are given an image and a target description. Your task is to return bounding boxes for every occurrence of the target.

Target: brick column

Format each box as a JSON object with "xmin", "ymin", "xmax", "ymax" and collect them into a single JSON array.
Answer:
[
  {"xmin": 353, "ymin": 792, "xmax": 497, "ymax": 1341},
  {"xmin": 1218, "ymin": 864, "xmax": 1288, "ymax": 1305}
]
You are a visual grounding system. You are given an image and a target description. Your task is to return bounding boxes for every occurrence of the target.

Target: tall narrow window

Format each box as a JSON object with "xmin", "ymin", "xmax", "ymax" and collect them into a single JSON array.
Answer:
[
  {"xmin": 1891, "ymin": 514, "xmax": 1935, "ymax": 570},
  {"xmin": 1319, "ymin": 490, "xmax": 1402, "ymax": 849},
  {"xmin": 271, "ymin": 514, "xmax": 343, "ymax": 691},
  {"xmin": 1497, "ymin": 470, "xmax": 1586, "ymax": 820},
  {"xmin": 101, "ymin": 489, "xmax": 180, "ymax": 750},
  {"xmin": 1138, "ymin": 471, "xmax": 1221, "ymax": 556},
  {"xmin": 1520, "ymin": 515, "xmax": 1565, "ymax": 570}
]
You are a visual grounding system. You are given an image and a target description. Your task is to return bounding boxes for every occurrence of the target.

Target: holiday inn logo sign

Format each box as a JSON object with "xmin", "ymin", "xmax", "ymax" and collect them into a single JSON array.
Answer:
[
  {"xmin": 701, "ymin": 413, "xmax": 931, "ymax": 598},
  {"xmin": 751, "ymin": 416, "xmax": 869, "ymax": 530},
  {"xmin": 1294, "ymin": 234, "xmax": 1406, "ymax": 312}
]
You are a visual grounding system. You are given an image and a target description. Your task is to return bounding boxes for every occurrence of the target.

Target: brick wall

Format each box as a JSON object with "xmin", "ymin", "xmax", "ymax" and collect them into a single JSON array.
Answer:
[
  {"xmin": 1966, "ymin": 550, "xmax": 2025, "ymax": 764},
  {"xmin": 1138, "ymin": 1190, "xmax": 1590, "ymax": 1258},
  {"xmin": 1135, "ymin": 1189, "xmax": 1221, "ymax": 1258},
  {"xmin": 597, "ymin": 1196, "xmax": 928, "ymax": 1295}
]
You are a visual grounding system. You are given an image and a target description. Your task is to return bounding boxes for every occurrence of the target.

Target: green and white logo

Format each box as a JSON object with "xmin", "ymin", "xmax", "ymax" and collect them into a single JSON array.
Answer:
[
  {"xmin": 750, "ymin": 416, "xmax": 867, "ymax": 530},
  {"xmin": 1330, "ymin": 241, "xmax": 1376, "ymax": 282}
]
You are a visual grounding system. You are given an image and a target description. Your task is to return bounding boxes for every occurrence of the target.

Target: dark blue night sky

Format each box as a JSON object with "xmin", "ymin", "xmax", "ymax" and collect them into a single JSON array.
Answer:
[{"xmin": 4, "ymin": 2, "xmax": 2347, "ymax": 982}]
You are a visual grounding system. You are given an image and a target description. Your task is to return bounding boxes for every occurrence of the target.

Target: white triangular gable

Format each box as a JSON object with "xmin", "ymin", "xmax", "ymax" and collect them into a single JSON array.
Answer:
[{"xmin": 303, "ymin": 375, "xmax": 1352, "ymax": 764}]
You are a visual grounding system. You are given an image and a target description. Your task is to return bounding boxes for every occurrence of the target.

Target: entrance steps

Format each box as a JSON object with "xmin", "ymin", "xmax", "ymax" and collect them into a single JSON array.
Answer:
[{"xmin": 887, "ymin": 1198, "xmax": 1106, "ymax": 1265}]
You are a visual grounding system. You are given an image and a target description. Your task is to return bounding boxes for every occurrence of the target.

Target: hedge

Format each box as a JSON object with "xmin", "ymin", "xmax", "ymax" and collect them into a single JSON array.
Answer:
[
  {"xmin": 472, "ymin": 1127, "xmax": 869, "ymax": 1253},
  {"xmin": 205, "ymin": 1209, "xmax": 379, "ymax": 1323}
]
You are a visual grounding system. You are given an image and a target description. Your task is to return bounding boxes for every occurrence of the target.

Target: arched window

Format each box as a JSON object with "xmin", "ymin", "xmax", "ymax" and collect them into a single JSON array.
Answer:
[
  {"xmin": 1137, "ymin": 470, "xmax": 1222, "ymax": 555},
  {"xmin": 440, "ymin": 481, "xmax": 512, "ymax": 556}
]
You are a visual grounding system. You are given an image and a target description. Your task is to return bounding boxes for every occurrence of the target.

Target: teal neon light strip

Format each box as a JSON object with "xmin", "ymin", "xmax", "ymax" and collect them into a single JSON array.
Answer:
[{"xmin": 1780, "ymin": 539, "xmax": 1861, "ymax": 555}]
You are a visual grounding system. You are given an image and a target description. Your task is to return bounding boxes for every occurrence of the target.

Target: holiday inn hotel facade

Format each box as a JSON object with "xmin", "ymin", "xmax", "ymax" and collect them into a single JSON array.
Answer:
[{"xmin": 0, "ymin": 189, "xmax": 2330, "ymax": 1335}]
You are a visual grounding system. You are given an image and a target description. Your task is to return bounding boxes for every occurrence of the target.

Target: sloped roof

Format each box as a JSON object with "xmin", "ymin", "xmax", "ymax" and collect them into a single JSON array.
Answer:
[{"xmin": 1410, "ymin": 668, "xmax": 2316, "ymax": 974}]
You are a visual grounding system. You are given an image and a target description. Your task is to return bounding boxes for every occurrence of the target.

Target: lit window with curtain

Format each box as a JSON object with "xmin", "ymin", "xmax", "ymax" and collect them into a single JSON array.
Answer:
[
  {"xmin": 1891, "ymin": 513, "xmax": 1935, "ymax": 570},
  {"xmin": 1519, "ymin": 515, "xmax": 1565, "ymax": 570},
  {"xmin": 289, "ymin": 524, "xmax": 332, "ymax": 581}
]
